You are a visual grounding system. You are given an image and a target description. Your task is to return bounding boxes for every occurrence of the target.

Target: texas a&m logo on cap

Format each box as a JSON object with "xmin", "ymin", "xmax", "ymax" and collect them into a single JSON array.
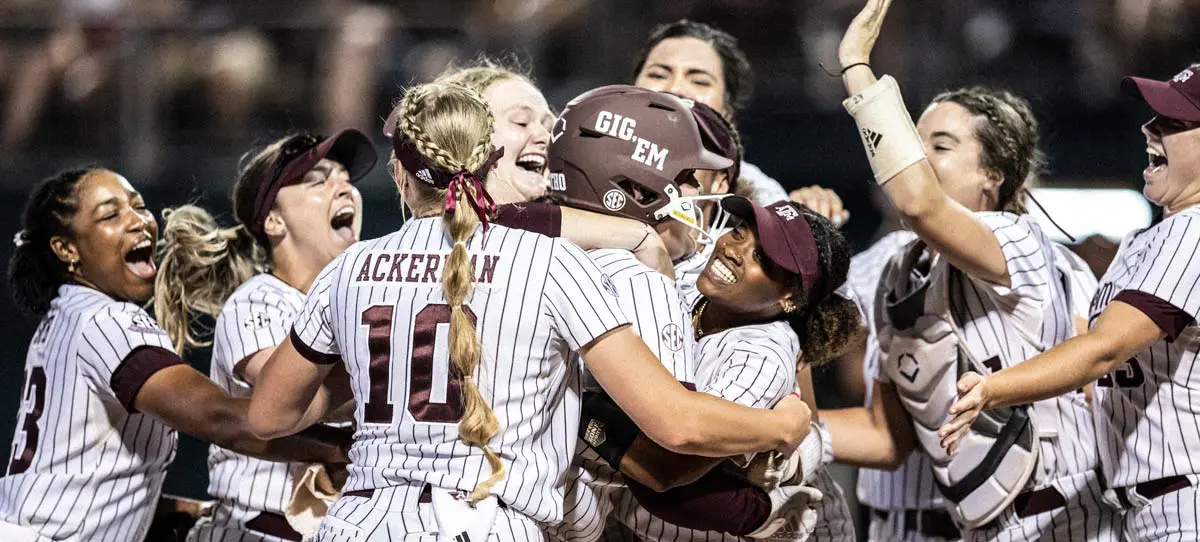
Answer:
[
  {"xmin": 1174, "ymin": 69, "xmax": 1194, "ymax": 84},
  {"xmin": 774, "ymin": 203, "xmax": 800, "ymax": 221}
]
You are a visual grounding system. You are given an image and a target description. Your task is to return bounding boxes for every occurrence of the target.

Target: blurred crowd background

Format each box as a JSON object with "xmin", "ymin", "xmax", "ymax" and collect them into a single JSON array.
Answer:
[{"xmin": 0, "ymin": 0, "xmax": 1198, "ymax": 536}]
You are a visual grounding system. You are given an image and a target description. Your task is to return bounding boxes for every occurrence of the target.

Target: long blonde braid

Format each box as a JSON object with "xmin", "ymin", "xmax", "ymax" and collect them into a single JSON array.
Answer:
[{"xmin": 395, "ymin": 82, "xmax": 504, "ymax": 502}]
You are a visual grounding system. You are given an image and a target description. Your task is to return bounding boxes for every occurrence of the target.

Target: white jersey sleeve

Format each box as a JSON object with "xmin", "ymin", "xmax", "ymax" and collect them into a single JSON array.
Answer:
[
  {"xmin": 291, "ymin": 253, "xmax": 346, "ymax": 364},
  {"xmin": 696, "ymin": 322, "xmax": 798, "ymax": 409},
  {"xmin": 76, "ymin": 303, "xmax": 178, "ymax": 410},
  {"xmin": 1120, "ymin": 214, "xmax": 1200, "ymax": 322},
  {"xmin": 213, "ymin": 278, "xmax": 302, "ymax": 376},
  {"xmin": 590, "ymin": 249, "xmax": 694, "ymax": 383},
  {"xmin": 1051, "ymin": 243, "xmax": 1099, "ymax": 321},
  {"xmin": 543, "ymin": 240, "xmax": 631, "ymax": 351}
]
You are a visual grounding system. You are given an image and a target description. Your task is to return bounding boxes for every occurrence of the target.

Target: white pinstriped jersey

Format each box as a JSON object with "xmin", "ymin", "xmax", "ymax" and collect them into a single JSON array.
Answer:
[
  {"xmin": 0, "ymin": 285, "xmax": 178, "ymax": 541},
  {"xmin": 207, "ymin": 274, "xmax": 305, "ymax": 518},
  {"xmin": 550, "ymin": 249, "xmax": 696, "ymax": 542},
  {"xmin": 875, "ymin": 213, "xmax": 1098, "ymax": 489},
  {"xmin": 1088, "ymin": 207, "xmax": 1200, "ymax": 487},
  {"xmin": 291, "ymin": 218, "xmax": 629, "ymax": 524},
  {"xmin": 610, "ymin": 320, "xmax": 799, "ymax": 542}
]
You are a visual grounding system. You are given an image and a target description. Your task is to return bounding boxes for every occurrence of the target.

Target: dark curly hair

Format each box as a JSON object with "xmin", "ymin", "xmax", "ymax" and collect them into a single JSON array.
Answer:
[
  {"xmin": 633, "ymin": 20, "xmax": 754, "ymax": 119},
  {"xmin": 930, "ymin": 86, "xmax": 1045, "ymax": 214},
  {"xmin": 781, "ymin": 202, "xmax": 859, "ymax": 366},
  {"xmin": 8, "ymin": 167, "xmax": 94, "ymax": 317}
]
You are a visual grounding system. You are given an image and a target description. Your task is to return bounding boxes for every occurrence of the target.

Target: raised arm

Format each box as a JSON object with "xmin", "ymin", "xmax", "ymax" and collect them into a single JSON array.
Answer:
[
  {"xmin": 839, "ymin": 0, "xmax": 1011, "ymax": 286},
  {"xmin": 581, "ymin": 327, "xmax": 810, "ymax": 457},
  {"xmin": 493, "ymin": 202, "xmax": 672, "ymax": 275},
  {"xmin": 247, "ymin": 334, "xmax": 341, "ymax": 439}
]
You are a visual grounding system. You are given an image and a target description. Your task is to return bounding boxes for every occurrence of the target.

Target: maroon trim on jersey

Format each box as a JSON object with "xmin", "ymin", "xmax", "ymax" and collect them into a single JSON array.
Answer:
[
  {"xmin": 626, "ymin": 469, "xmax": 770, "ymax": 535},
  {"xmin": 110, "ymin": 346, "xmax": 187, "ymax": 412},
  {"xmin": 492, "ymin": 203, "xmax": 562, "ymax": 237},
  {"xmin": 1114, "ymin": 290, "xmax": 1196, "ymax": 341},
  {"xmin": 289, "ymin": 329, "xmax": 340, "ymax": 365}
]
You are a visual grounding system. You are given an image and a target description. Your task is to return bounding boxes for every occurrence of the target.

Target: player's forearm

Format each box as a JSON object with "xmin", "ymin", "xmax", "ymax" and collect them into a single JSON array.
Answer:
[
  {"xmin": 822, "ymin": 406, "xmax": 908, "ymax": 469},
  {"xmin": 619, "ymin": 434, "xmax": 725, "ymax": 491},
  {"xmin": 667, "ymin": 394, "xmax": 807, "ymax": 457},
  {"xmin": 560, "ymin": 208, "xmax": 671, "ymax": 275},
  {"xmin": 219, "ymin": 419, "xmax": 350, "ymax": 465},
  {"xmin": 984, "ymin": 334, "xmax": 1127, "ymax": 409}
]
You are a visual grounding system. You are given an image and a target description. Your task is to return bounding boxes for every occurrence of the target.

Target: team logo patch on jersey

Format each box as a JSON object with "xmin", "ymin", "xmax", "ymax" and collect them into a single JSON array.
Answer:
[
  {"xmin": 603, "ymin": 189, "xmax": 627, "ymax": 211},
  {"xmin": 602, "ymin": 274, "xmax": 619, "ymax": 297},
  {"xmin": 128, "ymin": 313, "xmax": 166, "ymax": 335},
  {"xmin": 243, "ymin": 311, "xmax": 272, "ymax": 331},
  {"xmin": 660, "ymin": 323, "xmax": 684, "ymax": 352}
]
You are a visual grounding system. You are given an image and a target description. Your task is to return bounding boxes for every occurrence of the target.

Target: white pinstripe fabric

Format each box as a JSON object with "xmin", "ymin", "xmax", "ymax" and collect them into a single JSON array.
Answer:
[
  {"xmin": 0, "ymin": 285, "xmax": 178, "ymax": 542},
  {"xmin": 291, "ymin": 218, "xmax": 629, "ymax": 525}
]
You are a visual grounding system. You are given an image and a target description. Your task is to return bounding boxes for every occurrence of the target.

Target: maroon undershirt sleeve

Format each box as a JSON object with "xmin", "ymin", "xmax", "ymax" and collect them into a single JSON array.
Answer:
[
  {"xmin": 110, "ymin": 346, "xmax": 188, "ymax": 412},
  {"xmin": 625, "ymin": 468, "xmax": 771, "ymax": 535},
  {"xmin": 289, "ymin": 329, "xmax": 340, "ymax": 365},
  {"xmin": 1113, "ymin": 290, "xmax": 1195, "ymax": 342},
  {"xmin": 492, "ymin": 203, "xmax": 562, "ymax": 237}
]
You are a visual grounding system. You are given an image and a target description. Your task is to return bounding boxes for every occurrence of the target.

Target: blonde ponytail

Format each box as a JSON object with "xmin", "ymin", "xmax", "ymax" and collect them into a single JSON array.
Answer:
[
  {"xmin": 154, "ymin": 204, "xmax": 266, "ymax": 352},
  {"xmin": 395, "ymin": 82, "xmax": 504, "ymax": 501}
]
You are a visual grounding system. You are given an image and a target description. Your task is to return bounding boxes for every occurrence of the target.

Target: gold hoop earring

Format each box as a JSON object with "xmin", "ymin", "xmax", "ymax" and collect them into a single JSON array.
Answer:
[
  {"xmin": 67, "ymin": 258, "xmax": 78, "ymax": 274},
  {"xmin": 781, "ymin": 300, "xmax": 797, "ymax": 314}
]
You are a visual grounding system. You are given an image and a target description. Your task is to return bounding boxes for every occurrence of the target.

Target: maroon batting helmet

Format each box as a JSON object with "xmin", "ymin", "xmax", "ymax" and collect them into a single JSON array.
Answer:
[{"xmin": 548, "ymin": 85, "xmax": 734, "ymax": 224}]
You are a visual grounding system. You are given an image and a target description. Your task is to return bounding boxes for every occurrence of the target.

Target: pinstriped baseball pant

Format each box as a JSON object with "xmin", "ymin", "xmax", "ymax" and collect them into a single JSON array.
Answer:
[
  {"xmin": 313, "ymin": 484, "xmax": 545, "ymax": 542},
  {"xmin": 964, "ymin": 471, "xmax": 1119, "ymax": 542},
  {"xmin": 1118, "ymin": 473, "xmax": 1200, "ymax": 542}
]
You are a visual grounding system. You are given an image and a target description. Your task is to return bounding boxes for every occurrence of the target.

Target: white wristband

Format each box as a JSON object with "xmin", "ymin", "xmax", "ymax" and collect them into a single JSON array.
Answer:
[
  {"xmin": 842, "ymin": 75, "xmax": 927, "ymax": 185},
  {"xmin": 798, "ymin": 421, "xmax": 834, "ymax": 483}
]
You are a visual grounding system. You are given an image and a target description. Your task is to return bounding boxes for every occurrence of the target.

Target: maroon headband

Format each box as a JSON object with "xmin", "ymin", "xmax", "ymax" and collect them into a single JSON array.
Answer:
[
  {"xmin": 249, "ymin": 129, "xmax": 376, "ymax": 239},
  {"xmin": 390, "ymin": 124, "xmax": 505, "ymax": 229},
  {"xmin": 721, "ymin": 196, "xmax": 823, "ymax": 301}
]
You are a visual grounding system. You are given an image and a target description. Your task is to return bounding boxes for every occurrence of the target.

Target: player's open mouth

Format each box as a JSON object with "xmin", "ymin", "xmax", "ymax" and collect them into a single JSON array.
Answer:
[
  {"xmin": 331, "ymin": 205, "xmax": 356, "ymax": 243},
  {"xmin": 1146, "ymin": 147, "xmax": 1168, "ymax": 182},
  {"xmin": 516, "ymin": 153, "xmax": 547, "ymax": 176},
  {"xmin": 708, "ymin": 258, "xmax": 738, "ymax": 285},
  {"xmin": 124, "ymin": 238, "xmax": 157, "ymax": 279}
]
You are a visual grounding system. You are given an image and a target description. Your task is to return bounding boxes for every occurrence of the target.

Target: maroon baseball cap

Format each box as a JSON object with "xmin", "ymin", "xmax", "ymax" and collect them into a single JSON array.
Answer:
[
  {"xmin": 1122, "ymin": 65, "xmax": 1200, "ymax": 122},
  {"xmin": 720, "ymin": 196, "xmax": 822, "ymax": 299},
  {"xmin": 248, "ymin": 129, "xmax": 377, "ymax": 239}
]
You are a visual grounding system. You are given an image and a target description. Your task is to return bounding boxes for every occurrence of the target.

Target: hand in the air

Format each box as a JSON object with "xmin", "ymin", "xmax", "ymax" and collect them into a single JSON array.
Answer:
[
  {"xmin": 938, "ymin": 371, "xmax": 989, "ymax": 455},
  {"xmin": 838, "ymin": 0, "xmax": 895, "ymax": 68},
  {"xmin": 789, "ymin": 186, "xmax": 849, "ymax": 227}
]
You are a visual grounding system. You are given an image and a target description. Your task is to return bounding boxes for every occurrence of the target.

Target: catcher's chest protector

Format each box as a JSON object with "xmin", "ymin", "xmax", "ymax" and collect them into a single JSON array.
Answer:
[{"xmin": 877, "ymin": 241, "xmax": 1039, "ymax": 529}]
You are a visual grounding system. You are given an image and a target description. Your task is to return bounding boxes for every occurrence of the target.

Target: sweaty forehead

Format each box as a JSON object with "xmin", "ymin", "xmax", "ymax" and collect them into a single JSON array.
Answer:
[
  {"xmin": 644, "ymin": 37, "xmax": 724, "ymax": 79},
  {"xmin": 80, "ymin": 170, "xmax": 139, "ymax": 207}
]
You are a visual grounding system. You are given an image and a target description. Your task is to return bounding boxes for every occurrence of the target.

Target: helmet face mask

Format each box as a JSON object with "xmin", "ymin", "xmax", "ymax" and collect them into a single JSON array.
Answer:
[{"xmin": 653, "ymin": 188, "xmax": 729, "ymax": 245}]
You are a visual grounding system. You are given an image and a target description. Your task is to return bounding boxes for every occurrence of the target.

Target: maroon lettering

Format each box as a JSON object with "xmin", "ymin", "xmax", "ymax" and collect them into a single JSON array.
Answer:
[
  {"xmin": 407, "ymin": 255, "xmax": 425, "ymax": 282},
  {"xmin": 478, "ymin": 255, "xmax": 500, "ymax": 284},
  {"xmin": 8, "ymin": 367, "xmax": 46, "ymax": 474},
  {"xmin": 422, "ymin": 255, "xmax": 441, "ymax": 283},
  {"xmin": 372, "ymin": 253, "xmax": 391, "ymax": 282},
  {"xmin": 355, "ymin": 254, "xmax": 372, "ymax": 282},
  {"xmin": 387, "ymin": 254, "xmax": 408, "ymax": 282}
]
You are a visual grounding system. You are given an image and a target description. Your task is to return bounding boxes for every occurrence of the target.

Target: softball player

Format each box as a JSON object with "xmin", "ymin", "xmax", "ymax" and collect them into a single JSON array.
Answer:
[
  {"xmin": 0, "ymin": 168, "xmax": 347, "ymax": 542},
  {"xmin": 608, "ymin": 197, "xmax": 860, "ymax": 542},
  {"xmin": 245, "ymin": 81, "xmax": 811, "ymax": 542},
  {"xmin": 154, "ymin": 129, "xmax": 377, "ymax": 542},
  {"xmin": 945, "ymin": 61, "xmax": 1200, "ymax": 542},
  {"xmin": 821, "ymin": 1, "xmax": 1118, "ymax": 540}
]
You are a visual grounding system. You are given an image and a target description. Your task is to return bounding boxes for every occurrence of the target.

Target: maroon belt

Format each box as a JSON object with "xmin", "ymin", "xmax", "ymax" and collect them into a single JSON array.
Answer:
[
  {"xmin": 345, "ymin": 484, "xmax": 432, "ymax": 503},
  {"xmin": 871, "ymin": 507, "xmax": 960, "ymax": 539},
  {"xmin": 1012, "ymin": 485, "xmax": 1067, "ymax": 518},
  {"xmin": 244, "ymin": 512, "xmax": 303, "ymax": 542},
  {"xmin": 1115, "ymin": 475, "xmax": 1191, "ymax": 508}
]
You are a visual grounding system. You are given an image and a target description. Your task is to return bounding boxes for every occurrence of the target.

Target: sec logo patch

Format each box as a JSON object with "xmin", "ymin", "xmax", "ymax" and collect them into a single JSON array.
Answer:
[
  {"xmin": 243, "ymin": 311, "xmax": 272, "ymax": 331},
  {"xmin": 660, "ymin": 323, "xmax": 684, "ymax": 352}
]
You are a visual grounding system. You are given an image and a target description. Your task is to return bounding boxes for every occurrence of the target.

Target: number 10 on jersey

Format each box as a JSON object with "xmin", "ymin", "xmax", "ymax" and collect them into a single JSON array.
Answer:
[{"xmin": 360, "ymin": 304, "xmax": 473, "ymax": 424}]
